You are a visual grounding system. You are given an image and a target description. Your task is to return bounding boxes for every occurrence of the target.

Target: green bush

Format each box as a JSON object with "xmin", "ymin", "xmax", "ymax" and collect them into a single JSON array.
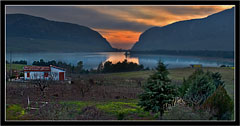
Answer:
[
  {"xmin": 179, "ymin": 70, "xmax": 224, "ymax": 98},
  {"xmin": 6, "ymin": 104, "xmax": 25, "ymax": 120},
  {"xmin": 180, "ymin": 69, "xmax": 225, "ymax": 107},
  {"xmin": 202, "ymin": 86, "xmax": 233, "ymax": 120},
  {"xmin": 19, "ymin": 73, "xmax": 24, "ymax": 77},
  {"xmin": 211, "ymin": 72, "xmax": 225, "ymax": 88},
  {"xmin": 178, "ymin": 77, "xmax": 189, "ymax": 97},
  {"xmin": 117, "ymin": 112, "xmax": 125, "ymax": 120},
  {"xmin": 183, "ymin": 72, "xmax": 216, "ymax": 106},
  {"xmin": 178, "ymin": 70, "xmax": 204, "ymax": 97}
]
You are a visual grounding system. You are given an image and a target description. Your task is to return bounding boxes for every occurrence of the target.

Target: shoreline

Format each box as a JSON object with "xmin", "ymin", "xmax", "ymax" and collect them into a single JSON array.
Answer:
[{"xmin": 129, "ymin": 53, "xmax": 234, "ymax": 63}]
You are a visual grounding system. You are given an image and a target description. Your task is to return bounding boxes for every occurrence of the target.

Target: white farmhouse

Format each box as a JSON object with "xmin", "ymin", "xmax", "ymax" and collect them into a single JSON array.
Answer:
[
  {"xmin": 24, "ymin": 65, "xmax": 66, "ymax": 81},
  {"xmin": 50, "ymin": 65, "xmax": 66, "ymax": 81}
]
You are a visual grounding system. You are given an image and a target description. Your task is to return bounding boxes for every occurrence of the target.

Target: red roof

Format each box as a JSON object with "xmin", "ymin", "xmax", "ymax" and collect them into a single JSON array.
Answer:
[
  {"xmin": 24, "ymin": 66, "xmax": 51, "ymax": 71},
  {"xmin": 50, "ymin": 65, "xmax": 65, "ymax": 71}
]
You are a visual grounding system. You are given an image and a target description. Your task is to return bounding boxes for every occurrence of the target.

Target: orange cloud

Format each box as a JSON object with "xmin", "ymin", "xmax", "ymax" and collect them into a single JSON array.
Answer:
[
  {"xmin": 88, "ymin": 5, "xmax": 234, "ymax": 49},
  {"xmin": 94, "ymin": 28, "xmax": 141, "ymax": 49},
  {"xmin": 81, "ymin": 5, "xmax": 234, "ymax": 27},
  {"xmin": 94, "ymin": 29, "xmax": 141, "ymax": 43},
  {"xmin": 123, "ymin": 5, "xmax": 234, "ymax": 26}
]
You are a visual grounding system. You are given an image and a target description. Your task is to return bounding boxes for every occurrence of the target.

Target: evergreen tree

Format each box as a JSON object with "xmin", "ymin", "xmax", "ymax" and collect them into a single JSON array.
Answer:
[
  {"xmin": 211, "ymin": 72, "xmax": 225, "ymax": 88},
  {"xmin": 75, "ymin": 61, "xmax": 83, "ymax": 73},
  {"xmin": 202, "ymin": 86, "xmax": 233, "ymax": 120},
  {"xmin": 183, "ymin": 72, "xmax": 216, "ymax": 106},
  {"xmin": 178, "ymin": 69, "xmax": 205, "ymax": 97},
  {"xmin": 138, "ymin": 61, "xmax": 177, "ymax": 119},
  {"xmin": 181, "ymin": 70, "xmax": 224, "ymax": 107}
]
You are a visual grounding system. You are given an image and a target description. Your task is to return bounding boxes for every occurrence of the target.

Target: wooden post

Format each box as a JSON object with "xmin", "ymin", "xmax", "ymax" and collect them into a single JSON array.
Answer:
[{"xmin": 27, "ymin": 96, "xmax": 30, "ymax": 109}]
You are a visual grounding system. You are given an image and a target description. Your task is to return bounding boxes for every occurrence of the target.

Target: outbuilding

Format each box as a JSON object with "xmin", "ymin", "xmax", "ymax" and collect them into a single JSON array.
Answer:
[
  {"xmin": 24, "ymin": 65, "xmax": 65, "ymax": 81},
  {"xmin": 190, "ymin": 64, "xmax": 202, "ymax": 68}
]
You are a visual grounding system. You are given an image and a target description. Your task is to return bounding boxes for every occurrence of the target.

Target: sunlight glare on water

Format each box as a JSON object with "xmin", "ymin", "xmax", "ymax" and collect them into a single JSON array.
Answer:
[{"xmin": 104, "ymin": 52, "xmax": 139, "ymax": 64}]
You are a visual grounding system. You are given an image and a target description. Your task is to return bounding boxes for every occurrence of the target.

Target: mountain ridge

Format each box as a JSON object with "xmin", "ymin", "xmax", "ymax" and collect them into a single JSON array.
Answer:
[
  {"xmin": 131, "ymin": 7, "xmax": 234, "ymax": 51},
  {"xmin": 6, "ymin": 13, "xmax": 114, "ymax": 52}
]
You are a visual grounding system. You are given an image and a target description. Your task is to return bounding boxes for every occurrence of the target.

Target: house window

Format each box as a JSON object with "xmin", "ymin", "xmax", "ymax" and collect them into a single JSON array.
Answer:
[
  {"xmin": 44, "ymin": 72, "xmax": 48, "ymax": 77},
  {"xmin": 27, "ymin": 72, "xmax": 30, "ymax": 77}
]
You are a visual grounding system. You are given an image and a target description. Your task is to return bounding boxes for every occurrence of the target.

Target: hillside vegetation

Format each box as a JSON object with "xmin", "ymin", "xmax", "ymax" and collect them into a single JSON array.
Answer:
[{"xmin": 7, "ymin": 14, "xmax": 114, "ymax": 52}]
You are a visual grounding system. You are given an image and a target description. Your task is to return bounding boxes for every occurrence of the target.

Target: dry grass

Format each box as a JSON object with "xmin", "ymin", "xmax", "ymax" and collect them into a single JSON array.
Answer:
[{"xmin": 5, "ymin": 67, "xmax": 234, "ymax": 120}]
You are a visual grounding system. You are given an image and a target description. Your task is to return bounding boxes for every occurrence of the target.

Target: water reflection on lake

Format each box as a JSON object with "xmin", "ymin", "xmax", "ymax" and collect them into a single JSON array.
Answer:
[
  {"xmin": 105, "ymin": 52, "xmax": 139, "ymax": 64},
  {"xmin": 6, "ymin": 52, "xmax": 234, "ymax": 69}
]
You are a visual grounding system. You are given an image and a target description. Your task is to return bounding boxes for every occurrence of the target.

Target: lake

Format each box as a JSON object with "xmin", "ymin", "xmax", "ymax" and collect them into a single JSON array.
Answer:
[{"xmin": 6, "ymin": 52, "xmax": 234, "ymax": 70}]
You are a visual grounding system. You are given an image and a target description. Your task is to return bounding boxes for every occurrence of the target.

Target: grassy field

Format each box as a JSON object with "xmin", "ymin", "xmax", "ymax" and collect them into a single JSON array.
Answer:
[
  {"xmin": 6, "ymin": 67, "xmax": 235, "ymax": 120},
  {"xmin": 104, "ymin": 67, "xmax": 234, "ymax": 98},
  {"xmin": 6, "ymin": 64, "xmax": 30, "ymax": 71}
]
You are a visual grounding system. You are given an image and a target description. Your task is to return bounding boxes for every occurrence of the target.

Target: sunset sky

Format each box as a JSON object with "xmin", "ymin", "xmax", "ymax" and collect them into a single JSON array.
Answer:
[{"xmin": 6, "ymin": 5, "xmax": 234, "ymax": 49}]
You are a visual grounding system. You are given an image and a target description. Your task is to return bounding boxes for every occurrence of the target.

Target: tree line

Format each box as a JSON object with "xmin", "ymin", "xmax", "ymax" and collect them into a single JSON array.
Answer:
[
  {"xmin": 97, "ymin": 60, "xmax": 144, "ymax": 73},
  {"xmin": 31, "ymin": 59, "xmax": 145, "ymax": 74},
  {"xmin": 131, "ymin": 50, "xmax": 234, "ymax": 59},
  {"xmin": 6, "ymin": 60, "xmax": 27, "ymax": 65}
]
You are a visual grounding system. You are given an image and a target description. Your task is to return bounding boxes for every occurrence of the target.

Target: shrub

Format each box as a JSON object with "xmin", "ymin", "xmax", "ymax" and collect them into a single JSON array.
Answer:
[
  {"xmin": 180, "ymin": 69, "xmax": 225, "ymax": 107},
  {"xmin": 117, "ymin": 112, "xmax": 125, "ymax": 120},
  {"xmin": 6, "ymin": 104, "xmax": 25, "ymax": 120},
  {"xmin": 162, "ymin": 104, "xmax": 211, "ymax": 120},
  {"xmin": 178, "ymin": 69, "xmax": 205, "ymax": 97},
  {"xmin": 220, "ymin": 65, "xmax": 226, "ymax": 67},
  {"xmin": 183, "ymin": 71, "xmax": 216, "ymax": 106},
  {"xmin": 19, "ymin": 73, "xmax": 24, "ymax": 77},
  {"xmin": 178, "ymin": 77, "xmax": 188, "ymax": 97},
  {"xmin": 138, "ymin": 61, "xmax": 177, "ymax": 119},
  {"xmin": 36, "ymin": 102, "xmax": 79, "ymax": 120},
  {"xmin": 211, "ymin": 72, "xmax": 225, "ymax": 88},
  {"xmin": 202, "ymin": 86, "xmax": 233, "ymax": 120}
]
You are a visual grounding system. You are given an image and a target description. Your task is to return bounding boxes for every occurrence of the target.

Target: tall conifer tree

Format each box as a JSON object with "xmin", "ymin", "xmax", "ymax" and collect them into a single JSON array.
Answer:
[{"xmin": 138, "ymin": 61, "xmax": 177, "ymax": 119}]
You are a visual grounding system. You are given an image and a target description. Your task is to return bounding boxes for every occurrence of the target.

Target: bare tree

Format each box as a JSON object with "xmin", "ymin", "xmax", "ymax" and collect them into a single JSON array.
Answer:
[
  {"xmin": 31, "ymin": 73, "xmax": 53, "ymax": 98},
  {"xmin": 33, "ymin": 79, "xmax": 49, "ymax": 98},
  {"xmin": 75, "ymin": 79, "xmax": 94, "ymax": 98}
]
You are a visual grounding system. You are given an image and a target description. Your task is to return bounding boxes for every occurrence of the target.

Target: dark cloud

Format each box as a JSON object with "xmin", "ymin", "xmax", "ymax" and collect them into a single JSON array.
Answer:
[{"xmin": 6, "ymin": 6, "xmax": 153, "ymax": 32}]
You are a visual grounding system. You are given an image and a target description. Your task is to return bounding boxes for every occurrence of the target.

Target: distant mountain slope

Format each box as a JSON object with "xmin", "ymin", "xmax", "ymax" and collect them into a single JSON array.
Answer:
[
  {"xmin": 6, "ymin": 14, "xmax": 114, "ymax": 52},
  {"xmin": 131, "ymin": 8, "xmax": 234, "ymax": 51}
]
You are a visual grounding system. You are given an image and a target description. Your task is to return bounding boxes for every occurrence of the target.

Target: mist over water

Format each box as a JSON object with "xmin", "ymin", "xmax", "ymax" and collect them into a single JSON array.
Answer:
[{"xmin": 6, "ymin": 52, "xmax": 234, "ymax": 70}]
